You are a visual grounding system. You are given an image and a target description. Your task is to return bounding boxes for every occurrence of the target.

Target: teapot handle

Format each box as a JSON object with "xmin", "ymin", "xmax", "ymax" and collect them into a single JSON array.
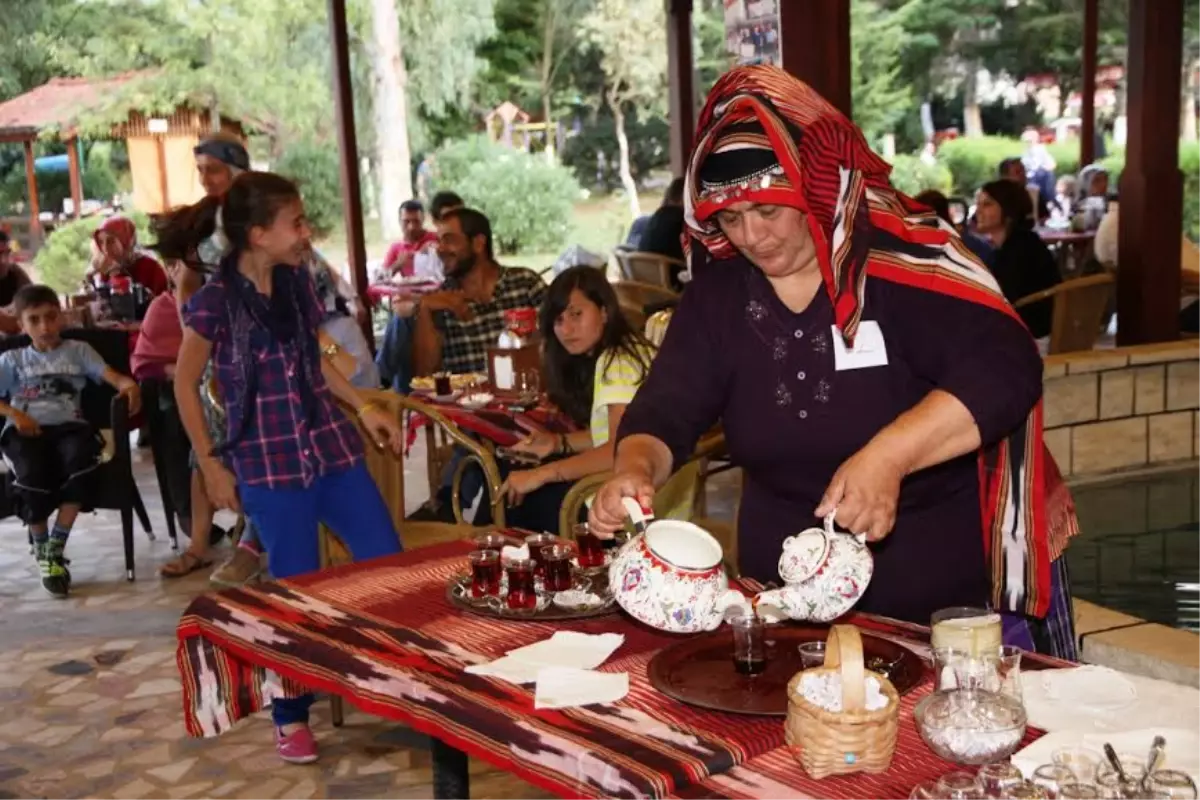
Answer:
[
  {"xmin": 824, "ymin": 507, "xmax": 868, "ymax": 545},
  {"xmin": 620, "ymin": 496, "xmax": 653, "ymax": 535}
]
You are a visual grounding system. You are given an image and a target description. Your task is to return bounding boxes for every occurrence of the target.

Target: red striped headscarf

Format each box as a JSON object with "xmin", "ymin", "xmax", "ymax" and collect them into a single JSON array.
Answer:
[{"xmin": 686, "ymin": 65, "xmax": 1078, "ymax": 618}]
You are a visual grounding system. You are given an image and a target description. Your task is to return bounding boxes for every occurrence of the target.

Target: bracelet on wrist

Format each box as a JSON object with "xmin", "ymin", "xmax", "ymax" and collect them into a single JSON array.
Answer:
[{"xmin": 356, "ymin": 401, "xmax": 381, "ymax": 419}]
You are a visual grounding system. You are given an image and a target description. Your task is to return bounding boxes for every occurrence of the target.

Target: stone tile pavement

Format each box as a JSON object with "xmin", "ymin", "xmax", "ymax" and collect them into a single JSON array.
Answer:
[{"xmin": 0, "ymin": 443, "xmax": 554, "ymax": 799}]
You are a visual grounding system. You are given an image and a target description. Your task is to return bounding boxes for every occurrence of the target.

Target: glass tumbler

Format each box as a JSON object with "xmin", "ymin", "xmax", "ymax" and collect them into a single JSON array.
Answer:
[
  {"xmin": 1144, "ymin": 770, "xmax": 1199, "ymax": 800},
  {"xmin": 978, "ymin": 763, "xmax": 1026, "ymax": 798},
  {"xmin": 937, "ymin": 771, "xmax": 985, "ymax": 799}
]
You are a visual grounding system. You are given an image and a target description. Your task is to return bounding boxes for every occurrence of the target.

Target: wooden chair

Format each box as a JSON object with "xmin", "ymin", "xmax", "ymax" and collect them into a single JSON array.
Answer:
[
  {"xmin": 614, "ymin": 250, "xmax": 686, "ymax": 289},
  {"xmin": 613, "ymin": 281, "xmax": 679, "ymax": 332},
  {"xmin": 1014, "ymin": 273, "xmax": 1115, "ymax": 355}
]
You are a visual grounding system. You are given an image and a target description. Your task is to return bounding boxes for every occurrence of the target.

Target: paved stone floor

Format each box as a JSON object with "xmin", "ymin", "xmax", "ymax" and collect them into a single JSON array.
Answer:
[{"xmin": 0, "ymin": 442, "xmax": 557, "ymax": 800}]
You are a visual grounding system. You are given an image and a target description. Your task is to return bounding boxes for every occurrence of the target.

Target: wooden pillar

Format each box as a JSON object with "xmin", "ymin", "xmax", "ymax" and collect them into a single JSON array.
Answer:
[
  {"xmin": 326, "ymin": 0, "xmax": 373, "ymax": 349},
  {"xmin": 155, "ymin": 136, "xmax": 170, "ymax": 211},
  {"xmin": 22, "ymin": 139, "xmax": 40, "ymax": 236},
  {"xmin": 1117, "ymin": 0, "xmax": 1184, "ymax": 345},
  {"xmin": 778, "ymin": 0, "xmax": 852, "ymax": 118},
  {"xmin": 1080, "ymin": 0, "xmax": 1098, "ymax": 166},
  {"xmin": 666, "ymin": 0, "xmax": 695, "ymax": 177},
  {"xmin": 66, "ymin": 136, "xmax": 83, "ymax": 219}
]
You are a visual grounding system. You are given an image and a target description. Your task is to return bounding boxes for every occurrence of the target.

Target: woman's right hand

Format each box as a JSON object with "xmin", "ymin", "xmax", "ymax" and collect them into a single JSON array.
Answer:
[
  {"xmin": 509, "ymin": 430, "xmax": 558, "ymax": 459},
  {"xmin": 587, "ymin": 469, "xmax": 656, "ymax": 538},
  {"xmin": 200, "ymin": 459, "xmax": 240, "ymax": 512}
]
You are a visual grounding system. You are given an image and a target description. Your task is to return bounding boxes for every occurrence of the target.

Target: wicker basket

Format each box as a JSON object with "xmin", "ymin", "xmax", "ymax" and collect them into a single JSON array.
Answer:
[{"xmin": 784, "ymin": 624, "xmax": 900, "ymax": 779}]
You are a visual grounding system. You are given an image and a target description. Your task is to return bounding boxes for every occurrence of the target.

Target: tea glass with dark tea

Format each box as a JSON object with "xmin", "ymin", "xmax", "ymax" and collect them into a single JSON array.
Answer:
[
  {"xmin": 433, "ymin": 372, "xmax": 453, "ymax": 397},
  {"xmin": 524, "ymin": 533, "xmax": 558, "ymax": 576},
  {"xmin": 472, "ymin": 532, "xmax": 508, "ymax": 552},
  {"xmin": 541, "ymin": 544, "xmax": 575, "ymax": 592},
  {"xmin": 468, "ymin": 550, "xmax": 501, "ymax": 599},
  {"xmin": 504, "ymin": 558, "xmax": 538, "ymax": 611},
  {"xmin": 573, "ymin": 523, "xmax": 606, "ymax": 569},
  {"xmin": 731, "ymin": 614, "xmax": 767, "ymax": 676}
]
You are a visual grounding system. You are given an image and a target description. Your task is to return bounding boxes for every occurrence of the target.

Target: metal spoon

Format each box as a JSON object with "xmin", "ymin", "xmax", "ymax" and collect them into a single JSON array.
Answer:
[
  {"xmin": 1104, "ymin": 743, "xmax": 1131, "ymax": 785},
  {"xmin": 1147, "ymin": 738, "xmax": 1166, "ymax": 777}
]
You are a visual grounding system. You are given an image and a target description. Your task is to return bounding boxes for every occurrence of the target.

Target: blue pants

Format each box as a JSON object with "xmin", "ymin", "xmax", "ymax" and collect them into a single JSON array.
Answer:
[
  {"xmin": 239, "ymin": 462, "xmax": 402, "ymax": 726},
  {"xmin": 375, "ymin": 314, "xmax": 415, "ymax": 393}
]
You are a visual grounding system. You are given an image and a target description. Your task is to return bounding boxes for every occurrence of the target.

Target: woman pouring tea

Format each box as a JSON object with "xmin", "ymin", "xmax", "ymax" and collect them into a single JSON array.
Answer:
[{"xmin": 588, "ymin": 66, "xmax": 1080, "ymax": 659}]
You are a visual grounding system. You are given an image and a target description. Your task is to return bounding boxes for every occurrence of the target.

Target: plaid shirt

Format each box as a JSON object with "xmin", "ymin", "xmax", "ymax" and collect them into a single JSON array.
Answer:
[
  {"xmin": 434, "ymin": 267, "xmax": 547, "ymax": 374},
  {"xmin": 183, "ymin": 270, "xmax": 362, "ymax": 490}
]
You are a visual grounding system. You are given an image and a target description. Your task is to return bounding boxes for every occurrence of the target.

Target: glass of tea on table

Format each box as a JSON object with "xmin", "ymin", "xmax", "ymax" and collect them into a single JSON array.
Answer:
[
  {"xmin": 433, "ymin": 371, "xmax": 452, "ymax": 397},
  {"xmin": 468, "ymin": 550, "xmax": 501, "ymax": 598},
  {"xmin": 472, "ymin": 532, "xmax": 509, "ymax": 552},
  {"xmin": 730, "ymin": 613, "xmax": 767, "ymax": 676},
  {"xmin": 524, "ymin": 533, "xmax": 558, "ymax": 575},
  {"xmin": 504, "ymin": 558, "xmax": 538, "ymax": 610},
  {"xmin": 541, "ymin": 544, "xmax": 575, "ymax": 592},
  {"xmin": 573, "ymin": 523, "xmax": 606, "ymax": 568}
]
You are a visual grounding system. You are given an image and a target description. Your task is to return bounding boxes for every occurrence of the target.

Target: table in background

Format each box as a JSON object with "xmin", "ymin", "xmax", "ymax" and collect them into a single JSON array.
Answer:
[
  {"xmin": 1037, "ymin": 228, "xmax": 1097, "ymax": 277},
  {"xmin": 177, "ymin": 540, "xmax": 1063, "ymax": 800}
]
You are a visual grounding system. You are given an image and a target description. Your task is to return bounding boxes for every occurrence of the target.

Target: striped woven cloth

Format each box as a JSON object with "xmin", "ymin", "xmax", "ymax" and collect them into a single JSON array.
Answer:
[{"xmin": 177, "ymin": 539, "xmax": 1064, "ymax": 799}]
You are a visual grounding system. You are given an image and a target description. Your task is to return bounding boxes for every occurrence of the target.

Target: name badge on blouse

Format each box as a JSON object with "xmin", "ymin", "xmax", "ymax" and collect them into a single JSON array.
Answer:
[{"xmin": 831, "ymin": 321, "xmax": 889, "ymax": 371}]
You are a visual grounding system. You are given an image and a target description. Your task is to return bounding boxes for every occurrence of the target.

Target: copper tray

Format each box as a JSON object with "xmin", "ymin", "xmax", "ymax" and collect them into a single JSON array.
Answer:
[
  {"xmin": 445, "ymin": 571, "xmax": 618, "ymax": 622},
  {"xmin": 647, "ymin": 623, "xmax": 926, "ymax": 717}
]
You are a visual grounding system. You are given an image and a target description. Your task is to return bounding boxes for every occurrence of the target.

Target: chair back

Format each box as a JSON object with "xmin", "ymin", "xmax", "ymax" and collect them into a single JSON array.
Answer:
[
  {"xmin": 644, "ymin": 309, "xmax": 674, "ymax": 347},
  {"xmin": 613, "ymin": 281, "xmax": 679, "ymax": 332},
  {"xmin": 615, "ymin": 250, "xmax": 685, "ymax": 288},
  {"xmin": 1015, "ymin": 273, "xmax": 1114, "ymax": 355}
]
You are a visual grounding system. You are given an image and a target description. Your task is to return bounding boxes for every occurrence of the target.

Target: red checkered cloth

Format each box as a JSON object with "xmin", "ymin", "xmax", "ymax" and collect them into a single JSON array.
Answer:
[{"xmin": 176, "ymin": 540, "xmax": 1064, "ymax": 799}]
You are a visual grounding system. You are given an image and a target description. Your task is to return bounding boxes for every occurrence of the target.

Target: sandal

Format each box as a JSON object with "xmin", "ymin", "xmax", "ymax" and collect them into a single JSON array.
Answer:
[{"xmin": 159, "ymin": 550, "xmax": 213, "ymax": 578}]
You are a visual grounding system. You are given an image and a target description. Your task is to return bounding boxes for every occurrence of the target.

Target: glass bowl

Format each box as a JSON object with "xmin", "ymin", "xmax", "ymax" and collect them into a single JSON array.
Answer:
[{"xmin": 913, "ymin": 688, "xmax": 1027, "ymax": 765}]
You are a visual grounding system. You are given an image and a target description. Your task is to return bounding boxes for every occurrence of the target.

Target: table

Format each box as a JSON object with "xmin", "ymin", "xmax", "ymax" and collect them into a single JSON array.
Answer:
[
  {"xmin": 1037, "ymin": 228, "xmax": 1097, "ymax": 277},
  {"xmin": 409, "ymin": 390, "xmax": 576, "ymax": 448},
  {"xmin": 176, "ymin": 541, "xmax": 1061, "ymax": 799}
]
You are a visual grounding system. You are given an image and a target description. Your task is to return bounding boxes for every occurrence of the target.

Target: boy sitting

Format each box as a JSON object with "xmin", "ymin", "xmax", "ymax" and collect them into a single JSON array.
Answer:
[{"xmin": 0, "ymin": 285, "xmax": 140, "ymax": 596}]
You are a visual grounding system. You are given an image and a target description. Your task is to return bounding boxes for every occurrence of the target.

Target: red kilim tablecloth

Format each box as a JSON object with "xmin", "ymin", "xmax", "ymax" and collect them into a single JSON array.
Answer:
[
  {"xmin": 407, "ymin": 392, "xmax": 576, "ymax": 449},
  {"xmin": 176, "ymin": 540, "xmax": 1066, "ymax": 799}
]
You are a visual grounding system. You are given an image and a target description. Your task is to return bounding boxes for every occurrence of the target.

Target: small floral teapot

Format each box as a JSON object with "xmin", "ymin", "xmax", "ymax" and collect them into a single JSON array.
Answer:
[
  {"xmin": 754, "ymin": 511, "xmax": 874, "ymax": 623},
  {"xmin": 608, "ymin": 497, "xmax": 744, "ymax": 633}
]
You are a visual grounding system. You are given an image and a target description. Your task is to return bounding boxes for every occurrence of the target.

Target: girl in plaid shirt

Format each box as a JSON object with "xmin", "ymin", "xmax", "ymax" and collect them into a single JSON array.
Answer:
[{"xmin": 167, "ymin": 172, "xmax": 405, "ymax": 765}]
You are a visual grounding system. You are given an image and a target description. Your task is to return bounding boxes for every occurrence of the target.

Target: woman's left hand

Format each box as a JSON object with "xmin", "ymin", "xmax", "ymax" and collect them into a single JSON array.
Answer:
[
  {"xmin": 501, "ymin": 468, "xmax": 549, "ymax": 505},
  {"xmin": 815, "ymin": 445, "xmax": 907, "ymax": 542},
  {"xmin": 360, "ymin": 406, "xmax": 404, "ymax": 455}
]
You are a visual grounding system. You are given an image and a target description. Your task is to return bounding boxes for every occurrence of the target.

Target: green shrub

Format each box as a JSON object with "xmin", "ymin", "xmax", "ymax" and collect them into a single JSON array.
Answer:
[
  {"xmin": 35, "ymin": 211, "xmax": 152, "ymax": 294},
  {"xmin": 560, "ymin": 112, "xmax": 671, "ymax": 192},
  {"xmin": 934, "ymin": 136, "xmax": 1024, "ymax": 196},
  {"xmin": 1044, "ymin": 141, "xmax": 1080, "ymax": 182},
  {"xmin": 274, "ymin": 139, "xmax": 342, "ymax": 238},
  {"xmin": 434, "ymin": 136, "xmax": 580, "ymax": 255},
  {"xmin": 887, "ymin": 155, "xmax": 953, "ymax": 197}
]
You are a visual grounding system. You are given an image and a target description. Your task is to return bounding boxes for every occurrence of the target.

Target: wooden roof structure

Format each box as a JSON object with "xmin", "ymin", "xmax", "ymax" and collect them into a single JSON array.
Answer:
[{"xmin": 0, "ymin": 71, "xmax": 249, "ymax": 233}]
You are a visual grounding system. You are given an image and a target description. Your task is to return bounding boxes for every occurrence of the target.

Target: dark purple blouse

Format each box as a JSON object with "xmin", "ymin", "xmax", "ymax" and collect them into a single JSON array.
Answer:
[{"xmin": 618, "ymin": 258, "xmax": 1043, "ymax": 624}]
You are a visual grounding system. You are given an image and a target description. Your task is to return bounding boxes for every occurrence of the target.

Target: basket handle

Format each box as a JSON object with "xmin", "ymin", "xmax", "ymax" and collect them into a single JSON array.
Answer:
[{"xmin": 823, "ymin": 624, "xmax": 866, "ymax": 713}]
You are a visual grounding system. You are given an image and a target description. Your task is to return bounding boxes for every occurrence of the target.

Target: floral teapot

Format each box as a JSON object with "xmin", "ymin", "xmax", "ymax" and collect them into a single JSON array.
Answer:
[
  {"xmin": 608, "ymin": 497, "xmax": 744, "ymax": 634},
  {"xmin": 754, "ymin": 511, "xmax": 874, "ymax": 623}
]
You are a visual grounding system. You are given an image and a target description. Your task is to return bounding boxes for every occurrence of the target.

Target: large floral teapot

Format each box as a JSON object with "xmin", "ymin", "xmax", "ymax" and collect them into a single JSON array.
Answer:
[
  {"xmin": 755, "ymin": 512, "xmax": 874, "ymax": 623},
  {"xmin": 608, "ymin": 498, "xmax": 744, "ymax": 633}
]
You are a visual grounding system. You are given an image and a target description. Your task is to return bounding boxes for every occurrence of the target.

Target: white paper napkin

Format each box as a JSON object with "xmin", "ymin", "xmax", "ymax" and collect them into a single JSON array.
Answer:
[
  {"xmin": 535, "ymin": 666, "xmax": 629, "ymax": 709},
  {"xmin": 1013, "ymin": 728, "xmax": 1200, "ymax": 783},
  {"xmin": 1020, "ymin": 665, "xmax": 1200, "ymax": 734},
  {"xmin": 464, "ymin": 630, "xmax": 627, "ymax": 702}
]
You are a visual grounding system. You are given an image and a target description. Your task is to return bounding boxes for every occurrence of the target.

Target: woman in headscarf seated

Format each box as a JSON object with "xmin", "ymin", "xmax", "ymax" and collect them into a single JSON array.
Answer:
[
  {"xmin": 974, "ymin": 179, "xmax": 1062, "ymax": 339},
  {"xmin": 86, "ymin": 216, "xmax": 169, "ymax": 298},
  {"xmin": 587, "ymin": 65, "xmax": 1080, "ymax": 659}
]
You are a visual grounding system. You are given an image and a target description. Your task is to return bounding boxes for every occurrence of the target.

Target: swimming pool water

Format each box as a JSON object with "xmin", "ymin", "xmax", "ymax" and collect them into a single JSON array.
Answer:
[{"xmin": 1066, "ymin": 469, "xmax": 1199, "ymax": 632}]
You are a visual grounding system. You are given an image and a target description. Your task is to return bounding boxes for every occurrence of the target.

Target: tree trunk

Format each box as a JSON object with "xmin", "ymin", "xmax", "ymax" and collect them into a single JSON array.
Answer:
[
  {"xmin": 608, "ymin": 91, "xmax": 640, "ymax": 219},
  {"xmin": 962, "ymin": 63, "xmax": 983, "ymax": 137},
  {"xmin": 540, "ymin": 0, "xmax": 556, "ymax": 162},
  {"xmin": 370, "ymin": 0, "xmax": 413, "ymax": 242},
  {"xmin": 1182, "ymin": 61, "xmax": 1199, "ymax": 141}
]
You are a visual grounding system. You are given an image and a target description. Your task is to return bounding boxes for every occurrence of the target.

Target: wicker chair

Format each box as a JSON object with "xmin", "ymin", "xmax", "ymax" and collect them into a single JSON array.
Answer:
[
  {"xmin": 613, "ymin": 250, "xmax": 686, "ymax": 289},
  {"xmin": 613, "ymin": 281, "xmax": 679, "ymax": 332}
]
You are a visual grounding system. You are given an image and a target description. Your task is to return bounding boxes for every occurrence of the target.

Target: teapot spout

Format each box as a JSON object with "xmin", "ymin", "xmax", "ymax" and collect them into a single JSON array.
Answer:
[
  {"xmin": 703, "ymin": 589, "xmax": 750, "ymax": 630},
  {"xmin": 750, "ymin": 589, "xmax": 790, "ymax": 623}
]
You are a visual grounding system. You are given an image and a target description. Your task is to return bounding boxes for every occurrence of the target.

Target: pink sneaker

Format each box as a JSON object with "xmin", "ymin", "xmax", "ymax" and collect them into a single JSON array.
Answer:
[{"xmin": 275, "ymin": 725, "xmax": 319, "ymax": 764}]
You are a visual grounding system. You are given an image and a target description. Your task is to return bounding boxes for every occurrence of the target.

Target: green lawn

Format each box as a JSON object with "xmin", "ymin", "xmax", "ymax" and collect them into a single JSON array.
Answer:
[{"xmin": 316, "ymin": 191, "xmax": 660, "ymax": 276}]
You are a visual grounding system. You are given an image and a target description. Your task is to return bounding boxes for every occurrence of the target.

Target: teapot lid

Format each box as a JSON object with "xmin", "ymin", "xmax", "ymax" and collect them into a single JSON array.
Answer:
[{"xmin": 779, "ymin": 526, "xmax": 832, "ymax": 583}]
